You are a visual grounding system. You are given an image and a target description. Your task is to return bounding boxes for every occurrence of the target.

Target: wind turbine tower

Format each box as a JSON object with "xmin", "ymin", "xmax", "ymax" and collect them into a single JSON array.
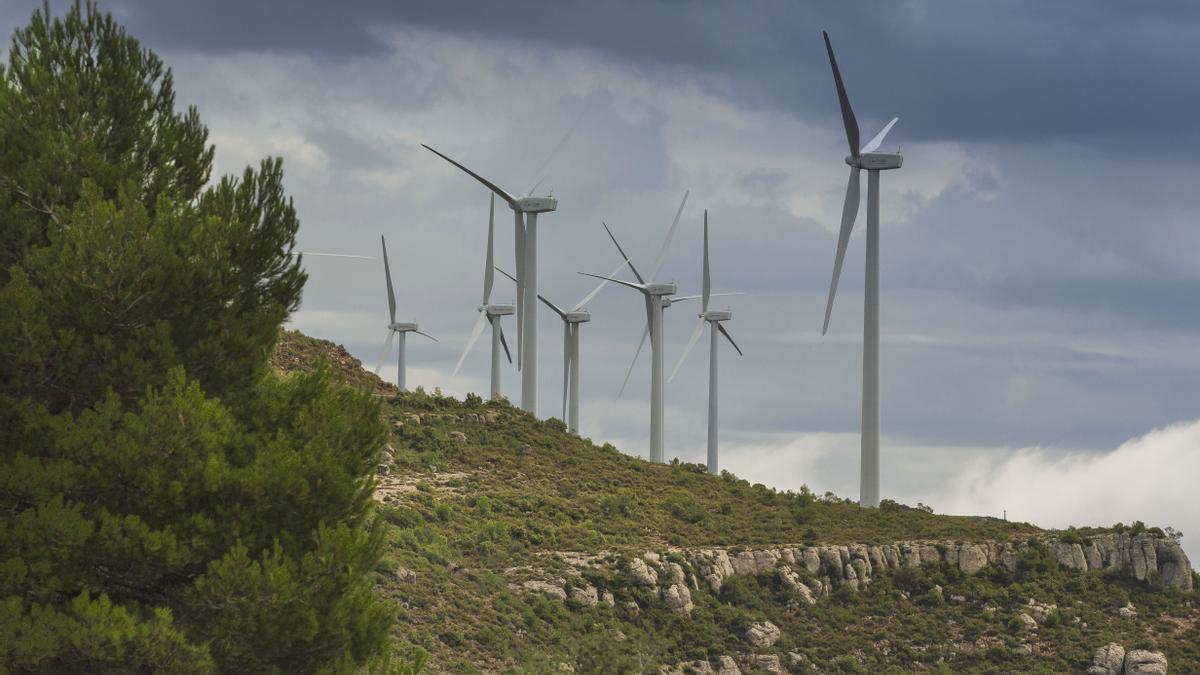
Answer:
[
  {"xmin": 374, "ymin": 235, "xmax": 438, "ymax": 390},
  {"xmin": 820, "ymin": 31, "xmax": 903, "ymax": 508},
  {"xmin": 670, "ymin": 210, "xmax": 743, "ymax": 475},
  {"xmin": 422, "ymin": 144, "xmax": 557, "ymax": 416},
  {"xmin": 581, "ymin": 192, "xmax": 689, "ymax": 463},
  {"xmin": 452, "ymin": 194, "xmax": 514, "ymax": 399}
]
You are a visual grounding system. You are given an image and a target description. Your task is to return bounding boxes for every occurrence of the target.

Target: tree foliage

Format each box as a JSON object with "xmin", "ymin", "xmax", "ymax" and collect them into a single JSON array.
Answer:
[{"xmin": 0, "ymin": 3, "xmax": 392, "ymax": 672}]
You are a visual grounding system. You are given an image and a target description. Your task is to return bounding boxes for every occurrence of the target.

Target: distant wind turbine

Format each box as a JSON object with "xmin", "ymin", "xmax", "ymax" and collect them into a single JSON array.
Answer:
[
  {"xmin": 452, "ymin": 194, "xmax": 514, "ymax": 399},
  {"xmin": 374, "ymin": 235, "xmax": 437, "ymax": 390},
  {"xmin": 421, "ymin": 144, "xmax": 559, "ymax": 416},
  {"xmin": 820, "ymin": 31, "xmax": 903, "ymax": 508},
  {"xmin": 580, "ymin": 191, "xmax": 689, "ymax": 463},
  {"xmin": 669, "ymin": 210, "xmax": 743, "ymax": 475}
]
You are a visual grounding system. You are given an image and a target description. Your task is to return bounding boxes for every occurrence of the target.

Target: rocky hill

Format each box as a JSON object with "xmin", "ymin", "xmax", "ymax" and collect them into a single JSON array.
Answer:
[{"xmin": 272, "ymin": 329, "xmax": 1198, "ymax": 673}]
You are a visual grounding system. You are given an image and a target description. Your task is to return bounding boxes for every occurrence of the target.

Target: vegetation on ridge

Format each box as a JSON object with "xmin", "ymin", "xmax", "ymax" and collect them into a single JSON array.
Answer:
[{"xmin": 272, "ymin": 330, "xmax": 1200, "ymax": 673}]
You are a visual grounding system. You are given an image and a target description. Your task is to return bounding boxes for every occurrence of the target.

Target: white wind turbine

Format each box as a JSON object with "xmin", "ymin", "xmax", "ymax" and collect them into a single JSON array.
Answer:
[
  {"xmin": 495, "ymin": 256, "xmax": 628, "ymax": 434},
  {"xmin": 451, "ymin": 195, "xmax": 514, "ymax": 399},
  {"xmin": 374, "ymin": 235, "xmax": 438, "ymax": 390},
  {"xmin": 820, "ymin": 31, "xmax": 903, "ymax": 508},
  {"xmin": 421, "ymin": 144, "xmax": 559, "ymax": 416},
  {"xmin": 669, "ymin": 210, "xmax": 743, "ymax": 475},
  {"xmin": 580, "ymin": 191, "xmax": 689, "ymax": 463}
]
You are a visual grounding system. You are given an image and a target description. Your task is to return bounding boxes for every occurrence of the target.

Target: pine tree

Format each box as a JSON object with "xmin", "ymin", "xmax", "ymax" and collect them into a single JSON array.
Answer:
[{"xmin": 0, "ymin": 3, "xmax": 394, "ymax": 672}]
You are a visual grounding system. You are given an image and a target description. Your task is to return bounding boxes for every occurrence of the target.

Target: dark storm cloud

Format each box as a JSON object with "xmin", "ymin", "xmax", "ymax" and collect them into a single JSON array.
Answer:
[{"xmin": 4, "ymin": 0, "xmax": 1198, "ymax": 149}]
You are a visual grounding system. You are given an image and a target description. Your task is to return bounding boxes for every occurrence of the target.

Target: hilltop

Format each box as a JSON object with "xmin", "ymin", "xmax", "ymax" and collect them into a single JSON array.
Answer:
[{"xmin": 272, "ymin": 329, "xmax": 1198, "ymax": 673}]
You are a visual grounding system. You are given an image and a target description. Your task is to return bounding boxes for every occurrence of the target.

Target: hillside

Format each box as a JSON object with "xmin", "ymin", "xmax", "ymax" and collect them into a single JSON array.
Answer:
[{"xmin": 272, "ymin": 329, "xmax": 1198, "ymax": 673}]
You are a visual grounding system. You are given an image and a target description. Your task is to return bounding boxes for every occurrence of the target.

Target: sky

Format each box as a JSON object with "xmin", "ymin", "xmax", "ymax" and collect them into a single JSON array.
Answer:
[{"xmin": 3, "ymin": 1, "xmax": 1197, "ymax": 558}]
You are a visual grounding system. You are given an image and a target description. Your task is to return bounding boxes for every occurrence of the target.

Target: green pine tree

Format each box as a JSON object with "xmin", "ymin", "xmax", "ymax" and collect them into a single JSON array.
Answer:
[{"xmin": 0, "ymin": 3, "xmax": 397, "ymax": 672}]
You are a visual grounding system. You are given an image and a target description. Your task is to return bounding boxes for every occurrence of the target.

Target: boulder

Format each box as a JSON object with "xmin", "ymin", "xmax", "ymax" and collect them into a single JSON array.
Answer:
[
  {"xmin": 1117, "ymin": 602, "xmax": 1137, "ymax": 619},
  {"xmin": 449, "ymin": 431, "xmax": 467, "ymax": 444},
  {"xmin": 1155, "ymin": 538, "xmax": 1194, "ymax": 591},
  {"xmin": 661, "ymin": 583, "xmax": 694, "ymax": 615},
  {"xmin": 1124, "ymin": 649, "xmax": 1168, "ymax": 675},
  {"xmin": 1088, "ymin": 643, "xmax": 1125, "ymax": 675},
  {"xmin": 377, "ymin": 464, "xmax": 391, "ymax": 476},
  {"xmin": 736, "ymin": 654, "xmax": 783, "ymax": 674},
  {"xmin": 522, "ymin": 580, "xmax": 567, "ymax": 600},
  {"xmin": 957, "ymin": 544, "xmax": 988, "ymax": 575},
  {"xmin": 713, "ymin": 656, "xmax": 742, "ymax": 675},
  {"xmin": 568, "ymin": 585, "xmax": 598, "ymax": 607},
  {"xmin": 600, "ymin": 590, "xmax": 615, "ymax": 606},
  {"xmin": 395, "ymin": 566, "xmax": 417, "ymax": 583},
  {"xmin": 628, "ymin": 558, "xmax": 659, "ymax": 587},
  {"xmin": 1015, "ymin": 612, "xmax": 1038, "ymax": 632},
  {"xmin": 777, "ymin": 566, "xmax": 817, "ymax": 605},
  {"xmin": 744, "ymin": 621, "xmax": 781, "ymax": 648}
]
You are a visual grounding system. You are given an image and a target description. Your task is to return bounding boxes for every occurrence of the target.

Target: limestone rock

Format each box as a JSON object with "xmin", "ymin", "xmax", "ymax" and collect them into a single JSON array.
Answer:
[
  {"xmin": 628, "ymin": 558, "xmax": 659, "ymax": 587},
  {"xmin": 777, "ymin": 566, "xmax": 817, "ymax": 605},
  {"xmin": 621, "ymin": 600, "xmax": 640, "ymax": 619},
  {"xmin": 736, "ymin": 654, "xmax": 783, "ymax": 674},
  {"xmin": 568, "ymin": 584, "xmax": 598, "ymax": 607},
  {"xmin": 664, "ymin": 561, "xmax": 686, "ymax": 586},
  {"xmin": 661, "ymin": 583, "xmax": 694, "ymax": 615},
  {"xmin": 395, "ymin": 566, "xmax": 417, "ymax": 583},
  {"xmin": 744, "ymin": 621, "xmax": 781, "ymax": 648},
  {"xmin": 600, "ymin": 590, "xmax": 615, "ymax": 606},
  {"xmin": 449, "ymin": 431, "xmax": 467, "ymax": 444},
  {"xmin": 713, "ymin": 656, "xmax": 742, "ymax": 675},
  {"xmin": 1117, "ymin": 602, "xmax": 1137, "ymax": 619},
  {"xmin": 522, "ymin": 580, "xmax": 567, "ymax": 600},
  {"xmin": 957, "ymin": 544, "xmax": 988, "ymax": 574},
  {"xmin": 1155, "ymin": 538, "xmax": 1194, "ymax": 591},
  {"xmin": 1015, "ymin": 612, "xmax": 1038, "ymax": 631},
  {"xmin": 377, "ymin": 463, "xmax": 391, "ymax": 475},
  {"xmin": 1089, "ymin": 643, "xmax": 1125, "ymax": 675},
  {"xmin": 1124, "ymin": 649, "xmax": 1168, "ymax": 675}
]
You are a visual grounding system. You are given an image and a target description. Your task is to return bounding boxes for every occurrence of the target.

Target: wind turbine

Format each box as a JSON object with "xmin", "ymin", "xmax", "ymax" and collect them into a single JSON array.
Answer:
[
  {"xmin": 374, "ymin": 235, "xmax": 437, "ymax": 390},
  {"xmin": 669, "ymin": 210, "xmax": 743, "ymax": 475},
  {"xmin": 820, "ymin": 31, "xmax": 903, "ymax": 508},
  {"xmin": 451, "ymin": 194, "xmax": 514, "ymax": 399},
  {"xmin": 421, "ymin": 144, "xmax": 558, "ymax": 416},
  {"xmin": 495, "ymin": 256, "xmax": 627, "ymax": 434},
  {"xmin": 580, "ymin": 191, "xmax": 689, "ymax": 463}
]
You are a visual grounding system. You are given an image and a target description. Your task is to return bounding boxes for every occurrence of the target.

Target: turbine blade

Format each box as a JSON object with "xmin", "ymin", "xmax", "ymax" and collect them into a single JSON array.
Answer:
[
  {"xmin": 422, "ymin": 144, "xmax": 518, "ymax": 206},
  {"xmin": 526, "ymin": 106, "xmax": 586, "ymax": 197},
  {"xmin": 414, "ymin": 330, "xmax": 438, "ymax": 342},
  {"xmin": 373, "ymin": 329, "xmax": 396, "ymax": 376},
  {"xmin": 577, "ymin": 272, "xmax": 645, "ymax": 293},
  {"xmin": 499, "ymin": 323, "xmax": 513, "ymax": 363},
  {"xmin": 702, "ymin": 210, "xmax": 711, "ymax": 313},
  {"xmin": 495, "ymin": 266, "xmax": 516, "ymax": 284},
  {"xmin": 650, "ymin": 190, "xmax": 689, "ymax": 282},
  {"xmin": 484, "ymin": 194, "xmax": 495, "ymax": 304},
  {"xmin": 822, "ymin": 167, "xmax": 861, "ymax": 335},
  {"xmin": 718, "ymin": 323, "xmax": 743, "ymax": 356},
  {"xmin": 669, "ymin": 317, "xmax": 707, "ymax": 383},
  {"xmin": 860, "ymin": 117, "xmax": 899, "ymax": 154},
  {"xmin": 674, "ymin": 292, "xmax": 744, "ymax": 302},
  {"xmin": 381, "ymin": 235, "xmax": 396, "ymax": 324},
  {"xmin": 823, "ymin": 31, "xmax": 860, "ymax": 159},
  {"xmin": 602, "ymin": 221, "xmax": 645, "ymax": 284},
  {"xmin": 537, "ymin": 292, "xmax": 567, "ymax": 319},
  {"xmin": 571, "ymin": 258, "xmax": 630, "ymax": 311},
  {"xmin": 452, "ymin": 313, "xmax": 489, "ymax": 376},
  {"xmin": 619, "ymin": 319, "xmax": 651, "ymax": 398},
  {"xmin": 290, "ymin": 251, "xmax": 375, "ymax": 259}
]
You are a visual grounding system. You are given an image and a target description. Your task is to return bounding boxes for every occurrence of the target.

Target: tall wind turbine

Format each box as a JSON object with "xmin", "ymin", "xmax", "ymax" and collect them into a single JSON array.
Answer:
[
  {"xmin": 452, "ymin": 194, "xmax": 514, "ymax": 399},
  {"xmin": 374, "ymin": 235, "xmax": 438, "ymax": 390},
  {"xmin": 422, "ymin": 144, "xmax": 557, "ymax": 416},
  {"xmin": 496, "ymin": 257, "xmax": 627, "ymax": 434},
  {"xmin": 580, "ymin": 191, "xmax": 689, "ymax": 463},
  {"xmin": 669, "ymin": 210, "xmax": 743, "ymax": 475},
  {"xmin": 820, "ymin": 31, "xmax": 903, "ymax": 508}
]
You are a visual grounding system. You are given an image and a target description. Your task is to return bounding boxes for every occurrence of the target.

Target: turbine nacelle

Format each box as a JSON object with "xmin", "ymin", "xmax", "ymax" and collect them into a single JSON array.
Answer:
[
  {"xmin": 482, "ymin": 304, "xmax": 515, "ymax": 317},
  {"xmin": 563, "ymin": 310, "xmax": 591, "ymax": 324},
  {"xmin": 644, "ymin": 282, "xmax": 677, "ymax": 296},
  {"xmin": 846, "ymin": 152, "xmax": 903, "ymax": 170},
  {"xmin": 702, "ymin": 309, "xmax": 732, "ymax": 322},
  {"xmin": 515, "ymin": 196, "xmax": 558, "ymax": 213},
  {"xmin": 389, "ymin": 322, "xmax": 419, "ymax": 332}
]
